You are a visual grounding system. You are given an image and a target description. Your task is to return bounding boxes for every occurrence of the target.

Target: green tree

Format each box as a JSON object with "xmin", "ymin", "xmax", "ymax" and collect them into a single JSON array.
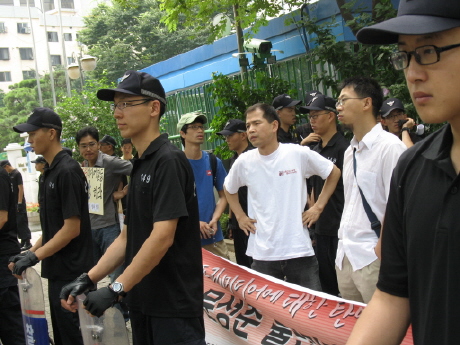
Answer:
[{"xmin": 78, "ymin": 0, "xmax": 211, "ymax": 82}]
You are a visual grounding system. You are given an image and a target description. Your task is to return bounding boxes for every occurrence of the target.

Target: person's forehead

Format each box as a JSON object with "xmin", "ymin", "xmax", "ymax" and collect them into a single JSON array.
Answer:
[
  {"xmin": 246, "ymin": 108, "xmax": 266, "ymax": 122},
  {"xmin": 310, "ymin": 109, "xmax": 326, "ymax": 114},
  {"xmin": 80, "ymin": 134, "xmax": 97, "ymax": 143},
  {"xmin": 339, "ymin": 86, "xmax": 357, "ymax": 97},
  {"xmin": 114, "ymin": 92, "xmax": 142, "ymax": 101},
  {"xmin": 389, "ymin": 109, "xmax": 404, "ymax": 115}
]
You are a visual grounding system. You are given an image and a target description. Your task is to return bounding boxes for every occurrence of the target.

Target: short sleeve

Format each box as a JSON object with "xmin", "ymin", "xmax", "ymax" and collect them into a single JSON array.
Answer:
[
  {"xmin": 224, "ymin": 157, "xmax": 245, "ymax": 194},
  {"xmin": 302, "ymin": 148, "xmax": 333, "ymax": 179},
  {"xmin": 377, "ymin": 165, "xmax": 409, "ymax": 297},
  {"xmin": 58, "ymin": 170, "xmax": 86, "ymax": 220},
  {"xmin": 15, "ymin": 172, "xmax": 23, "ymax": 186},
  {"xmin": 151, "ymin": 155, "xmax": 190, "ymax": 223},
  {"xmin": 215, "ymin": 158, "xmax": 227, "ymax": 191}
]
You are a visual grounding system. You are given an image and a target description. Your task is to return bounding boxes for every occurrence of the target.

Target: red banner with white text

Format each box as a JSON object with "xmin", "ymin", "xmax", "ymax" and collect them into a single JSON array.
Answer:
[{"xmin": 202, "ymin": 249, "xmax": 413, "ymax": 345}]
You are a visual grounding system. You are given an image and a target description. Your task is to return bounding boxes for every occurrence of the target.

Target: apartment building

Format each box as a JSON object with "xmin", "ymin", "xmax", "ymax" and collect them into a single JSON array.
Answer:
[{"xmin": 0, "ymin": 0, "xmax": 106, "ymax": 93}]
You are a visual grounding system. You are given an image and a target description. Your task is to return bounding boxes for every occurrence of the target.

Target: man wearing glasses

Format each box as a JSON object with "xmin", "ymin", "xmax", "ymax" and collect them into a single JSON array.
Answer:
[
  {"xmin": 380, "ymin": 97, "xmax": 421, "ymax": 148},
  {"xmin": 301, "ymin": 93, "xmax": 349, "ymax": 296},
  {"xmin": 60, "ymin": 71, "xmax": 205, "ymax": 345},
  {"xmin": 346, "ymin": 1, "xmax": 460, "ymax": 344},
  {"xmin": 335, "ymin": 77, "xmax": 406, "ymax": 303},
  {"xmin": 178, "ymin": 112, "xmax": 230, "ymax": 259}
]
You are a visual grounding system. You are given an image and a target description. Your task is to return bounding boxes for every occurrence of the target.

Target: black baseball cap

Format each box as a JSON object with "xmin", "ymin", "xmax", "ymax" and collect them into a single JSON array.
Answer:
[
  {"xmin": 31, "ymin": 156, "xmax": 46, "ymax": 164},
  {"xmin": 304, "ymin": 90, "xmax": 322, "ymax": 104},
  {"xmin": 100, "ymin": 135, "xmax": 117, "ymax": 147},
  {"xmin": 380, "ymin": 98, "xmax": 405, "ymax": 118},
  {"xmin": 0, "ymin": 160, "xmax": 10, "ymax": 168},
  {"xmin": 272, "ymin": 94, "xmax": 302, "ymax": 110},
  {"xmin": 97, "ymin": 70, "xmax": 167, "ymax": 105},
  {"xmin": 217, "ymin": 119, "xmax": 246, "ymax": 136},
  {"xmin": 13, "ymin": 107, "xmax": 62, "ymax": 133},
  {"xmin": 300, "ymin": 94, "xmax": 337, "ymax": 114},
  {"xmin": 357, "ymin": 0, "xmax": 460, "ymax": 44}
]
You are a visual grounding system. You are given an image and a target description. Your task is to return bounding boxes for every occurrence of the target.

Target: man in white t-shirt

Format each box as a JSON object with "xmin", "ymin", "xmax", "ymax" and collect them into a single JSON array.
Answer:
[{"xmin": 224, "ymin": 103, "xmax": 340, "ymax": 290}]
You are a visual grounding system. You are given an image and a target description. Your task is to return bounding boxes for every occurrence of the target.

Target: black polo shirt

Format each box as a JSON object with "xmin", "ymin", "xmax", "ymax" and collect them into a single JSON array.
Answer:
[
  {"xmin": 0, "ymin": 168, "xmax": 20, "ymax": 257},
  {"xmin": 124, "ymin": 133, "xmax": 203, "ymax": 318},
  {"xmin": 277, "ymin": 127, "xmax": 297, "ymax": 144},
  {"xmin": 378, "ymin": 124, "xmax": 460, "ymax": 345},
  {"xmin": 309, "ymin": 132, "xmax": 349, "ymax": 236},
  {"xmin": 40, "ymin": 150, "xmax": 93, "ymax": 281},
  {"xmin": 9, "ymin": 169, "xmax": 25, "ymax": 203}
]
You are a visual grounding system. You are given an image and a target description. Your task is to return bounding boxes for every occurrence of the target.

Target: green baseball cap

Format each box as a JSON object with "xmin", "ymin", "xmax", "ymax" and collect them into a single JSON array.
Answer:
[{"xmin": 177, "ymin": 111, "xmax": 208, "ymax": 133}]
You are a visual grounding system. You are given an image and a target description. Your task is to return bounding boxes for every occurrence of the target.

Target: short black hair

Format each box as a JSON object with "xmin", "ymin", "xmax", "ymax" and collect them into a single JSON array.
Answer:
[
  {"xmin": 180, "ymin": 118, "xmax": 205, "ymax": 148},
  {"xmin": 121, "ymin": 138, "xmax": 132, "ymax": 146},
  {"xmin": 340, "ymin": 76, "xmax": 383, "ymax": 118},
  {"xmin": 76, "ymin": 126, "xmax": 99, "ymax": 145}
]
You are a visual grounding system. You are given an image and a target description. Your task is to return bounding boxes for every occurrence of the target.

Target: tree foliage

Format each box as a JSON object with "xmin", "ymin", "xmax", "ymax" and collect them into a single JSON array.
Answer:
[
  {"xmin": 78, "ymin": 0, "xmax": 211, "ymax": 82},
  {"xmin": 208, "ymin": 71, "xmax": 294, "ymax": 158}
]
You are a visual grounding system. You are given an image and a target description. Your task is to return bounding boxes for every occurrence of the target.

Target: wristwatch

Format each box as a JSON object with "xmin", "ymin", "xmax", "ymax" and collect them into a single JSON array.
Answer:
[
  {"xmin": 401, "ymin": 127, "xmax": 410, "ymax": 132},
  {"xmin": 109, "ymin": 281, "xmax": 127, "ymax": 297}
]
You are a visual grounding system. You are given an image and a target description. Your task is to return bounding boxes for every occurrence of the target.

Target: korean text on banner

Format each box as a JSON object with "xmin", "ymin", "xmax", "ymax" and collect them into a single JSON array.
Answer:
[{"xmin": 81, "ymin": 167, "xmax": 104, "ymax": 216}]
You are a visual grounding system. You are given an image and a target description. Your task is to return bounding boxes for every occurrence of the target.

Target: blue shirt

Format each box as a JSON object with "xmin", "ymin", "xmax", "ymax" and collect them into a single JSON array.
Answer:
[{"xmin": 188, "ymin": 151, "xmax": 227, "ymax": 246}]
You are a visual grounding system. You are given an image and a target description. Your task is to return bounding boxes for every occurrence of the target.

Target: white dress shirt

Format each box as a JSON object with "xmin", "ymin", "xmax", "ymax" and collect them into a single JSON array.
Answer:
[{"xmin": 336, "ymin": 124, "xmax": 406, "ymax": 271}]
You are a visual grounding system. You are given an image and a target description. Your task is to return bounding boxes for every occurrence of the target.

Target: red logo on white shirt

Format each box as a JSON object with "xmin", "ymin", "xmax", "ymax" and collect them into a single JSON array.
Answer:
[{"xmin": 279, "ymin": 169, "xmax": 297, "ymax": 176}]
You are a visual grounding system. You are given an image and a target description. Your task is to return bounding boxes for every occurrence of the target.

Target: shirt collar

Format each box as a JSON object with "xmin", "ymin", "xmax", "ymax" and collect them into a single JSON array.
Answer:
[
  {"xmin": 138, "ymin": 133, "xmax": 169, "ymax": 160},
  {"xmin": 48, "ymin": 150, "xmax": 69, "ymax": 170},
  {"xmin": 351, "ymin": 123, "xmax": 383, "ymax": 151}
]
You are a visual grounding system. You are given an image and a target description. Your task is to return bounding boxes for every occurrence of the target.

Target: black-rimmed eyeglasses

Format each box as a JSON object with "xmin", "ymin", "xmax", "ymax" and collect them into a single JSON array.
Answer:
[
  {"xmin": 390, "ymin": 43, "xmax": 460, "ymax": 70},
  {"xmin": 110, "ymin": 99, "xmax": 152, "ymax": 112}
]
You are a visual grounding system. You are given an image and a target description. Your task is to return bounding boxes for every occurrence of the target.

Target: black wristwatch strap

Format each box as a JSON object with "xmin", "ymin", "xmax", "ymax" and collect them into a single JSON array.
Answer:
[{"xmin": 401, "ymin": 127, "xmax": 410, "ymax": 132}]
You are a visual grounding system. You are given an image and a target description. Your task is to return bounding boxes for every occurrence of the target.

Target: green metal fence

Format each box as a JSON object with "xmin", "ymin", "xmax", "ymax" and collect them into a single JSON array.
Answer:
[{"xmin": 163, "ymin": 53, "xmax": 336, "ymax": 149}]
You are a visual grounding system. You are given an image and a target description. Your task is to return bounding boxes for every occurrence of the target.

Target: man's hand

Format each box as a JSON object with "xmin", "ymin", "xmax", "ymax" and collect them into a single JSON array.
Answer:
[
  {"xmin": 60, "ymin": 273, "xmax": 96, "ymax": 312},
  {"xmin": 199, "ymin": 221, "xmax": 214, "ymax": 239},
  {"xmin": 83, "ymin": 287, "xmax": 118, "ymax": 317},
  {"xmin": 237, "ymin": 216, "xmax": 257, "ymax": 236},
  {"xmin": 302, "ymin": 204, "xmax": 322, "ymax": 228},
  {"xmin": 301, "ymin": 133, "xmax": 321, "ymax": 146},
  {"xmin": 8, "ymin": 251, "xmax": 39, "ymax": 278},
  {"xmin": 402, "ymin": 117, "xmax": 415, "ymax": 130}
]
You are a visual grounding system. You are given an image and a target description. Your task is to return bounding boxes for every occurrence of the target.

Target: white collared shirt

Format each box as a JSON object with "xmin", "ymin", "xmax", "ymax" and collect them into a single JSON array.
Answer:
[{"xmin": 336, "ymin": 124, "xmax": 406, "ymax": 271}]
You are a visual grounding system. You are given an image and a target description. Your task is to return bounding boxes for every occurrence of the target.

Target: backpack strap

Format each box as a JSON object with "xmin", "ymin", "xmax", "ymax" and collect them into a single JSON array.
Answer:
[{"xmin": 208, "ymin": 152, "xmax": 217, "ymax": 187}]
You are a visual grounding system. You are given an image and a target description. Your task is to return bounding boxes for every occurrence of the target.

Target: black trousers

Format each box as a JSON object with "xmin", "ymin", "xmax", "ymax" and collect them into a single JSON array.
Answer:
[
  {"xmin": 314, "ymin": 234, "xmax": 340, "ymax": 296},
  {"xmin": 233, "ymin": 227, "xmax": 253, "ymax": 269},
  {"xmin": 130, "ymin": 311, "xmax": 206, "ymax": 345},
  {"xmin": 0, "ymin": 285, "xmax": 26, "ymax": 345},
  {"xmin": 17, "ymin": 203, "xmax": 31, "ymax": 241},
  {"xmin": 48, "ymin": 279, "xmax": 83, "ymax": 345}
]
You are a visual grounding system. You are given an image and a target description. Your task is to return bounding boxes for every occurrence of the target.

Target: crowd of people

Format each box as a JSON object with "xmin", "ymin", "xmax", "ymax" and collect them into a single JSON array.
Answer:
[{"xmin": 1, "ymin": 1, "xmax": 459, "ymax": 344}]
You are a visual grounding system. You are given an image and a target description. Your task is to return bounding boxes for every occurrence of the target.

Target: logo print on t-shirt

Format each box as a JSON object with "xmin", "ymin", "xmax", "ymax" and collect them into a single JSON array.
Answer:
[
  {"xmin": 206, "ymin": 170, "xmax": 212, "ymax": 176},
  {"xmin": 279, "ymin": 169, "xmax": 297, "ymax": 176},
  {"xmin": 49, "ymin": 182, "xmax": 55, "ymax": 189},
  {"xmin": 141, "ymin": 174, "xmax": 151, "ymax": 183}
]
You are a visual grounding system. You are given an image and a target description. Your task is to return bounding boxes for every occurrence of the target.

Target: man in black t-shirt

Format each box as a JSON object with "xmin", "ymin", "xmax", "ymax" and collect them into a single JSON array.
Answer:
[
  {"xmin": 346, "ymin": 1, "xmax": 460, "ymax": 344},
  {"xmin": 380, "ymin": 97, "xmax": 423, "ymax": 148},
  {"xmin": 60, "ymin": 70, "xmax": 205, "ymax": 345},
  {"xmin": 272, "ymin": 94, "xmax": 302, "ymax": 143},
  {"xmin": 9, "ymin": 107, "xmax": 93, "ymax": 345},
  {"xmin": 302, "ymin": 94, "xmax": 349, "ymax": 296},
  {"xmin": 0, "ymin": 160, "xmax": 32, "ymax": 250},
  {"xmin": 0, "ymin": 167, "xmax": 25, "ymax": 345},
  {"xmin": 217, "ymin": 119, "xmax": 254, "ymax": 268}
]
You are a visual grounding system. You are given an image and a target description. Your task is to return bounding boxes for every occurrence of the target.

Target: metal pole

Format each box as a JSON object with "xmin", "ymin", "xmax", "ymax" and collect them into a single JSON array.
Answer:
[
  {"xmin": 26, "ymin": 0, "xmax": 43, "ymax": 106},
  {"xmin": 40, "ymin": 0, "xmax": 57, "ymax": 107},
  {"xmin": 57, "ymin": 0, "xmax": 71, "ymax": 97}
]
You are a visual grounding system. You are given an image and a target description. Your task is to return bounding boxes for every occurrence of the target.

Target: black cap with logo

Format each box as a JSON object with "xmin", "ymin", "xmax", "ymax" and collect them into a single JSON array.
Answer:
[
  {"xmin": 13, "ymin": 107, "xmax": 62, "ymax": 134},
  {"xmin": 217, "ymin": 119, "xmax": 246, "ymax": 136}
]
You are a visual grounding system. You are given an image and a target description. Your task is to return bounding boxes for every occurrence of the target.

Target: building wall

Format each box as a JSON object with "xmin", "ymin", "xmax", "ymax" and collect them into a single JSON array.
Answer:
[{"xmin": 0, "ymin": 0, "xmax": 107, "ymax": 92}]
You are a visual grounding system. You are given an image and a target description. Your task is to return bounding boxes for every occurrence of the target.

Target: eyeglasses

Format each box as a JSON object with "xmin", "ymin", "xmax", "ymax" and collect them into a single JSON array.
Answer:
[
  {"xmin": 110, "ymin": 99, "xmax": 152, "ymax": 112},
  {"xmin": 307, "ymin": 112, "xmax": 329, "ymax": 121},
  {"xmin": 336, "ymin": 97, "xmax": 366, "ymax": 107},
  {"xmin": 385, "ymin": 112, "xmax": 405, "ymax": 120},
  {"xmin": 79, "ymin": 141, "xmax": 98, "ymax": 150},
  {"xmin": 390, "ymin": 43, "xmax": 460, "ymax": 70},
  {"xmin": 187, "ymin": 125, "xmax": 205, "ymax": 130}
]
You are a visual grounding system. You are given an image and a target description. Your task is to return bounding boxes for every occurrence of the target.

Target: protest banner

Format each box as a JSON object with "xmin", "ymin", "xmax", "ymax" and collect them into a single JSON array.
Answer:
[
  {"xmin": 203, "ymin": 249, "xmax": 413, "ymax": 345},
  {"xmin": 81, "ymin": 167, "xmax": 104, "ymax": 215}
]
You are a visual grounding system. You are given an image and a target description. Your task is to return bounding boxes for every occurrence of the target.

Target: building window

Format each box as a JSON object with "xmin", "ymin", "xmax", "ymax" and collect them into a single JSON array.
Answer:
[
  {"xmin": 67, "ymin": 56, "xmax": 75, "ymax": 65},
  {"xmin": 64, "ymin": 33, "xmax": 72, "ymax": 41},
  {"xmin": 60, "ymin": 0, "xmax": 74, "ymax": 9},
  {"xmin": 17, "ymin": 23, "xmax": 30, "ymax": 34},
  {"xmin": 0, "ymin": 0, "xmax": 14, "ymax": 5},
  {"xmin": 23, "ymin": 70, "xmax": 36, "ymax": 80},
  {"xmin": 47, "ymin": 31, "xmax": 58, "ymax": 42},
  {"xmin": 19, "ymin": 48, "xmax": 34, "ymax": 60},
  {"xmin": 43, "ymin": 0, "xmax": 54, "ymax": 11},
  {"xmin": 0, "ymin": 72, "xmax": 12, "ymax": 82},
  {"xmin": 50, "ymin": 55, "xmax": 61, "ymax": 66},
  {"xmin": 19, "ymin": 0, "xmax": 35, "ymax": 6},
  {"xmin": 0, "ymin": 48, "xmax": 9, "ymax": 60},
  {"xmin": 0, "ymin": 23, "xmax": 7, "ymax": 34}
]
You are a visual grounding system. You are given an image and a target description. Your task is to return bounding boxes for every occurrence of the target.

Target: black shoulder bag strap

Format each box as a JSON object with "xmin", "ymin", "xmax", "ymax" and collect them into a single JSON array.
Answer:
[
  {"xmin": 353, "ymin": 148, "xmax": 381, "ymax": 237},
  {"xmin": 208, "ymin": 152, "xmax": 217, "ymax": 187}
]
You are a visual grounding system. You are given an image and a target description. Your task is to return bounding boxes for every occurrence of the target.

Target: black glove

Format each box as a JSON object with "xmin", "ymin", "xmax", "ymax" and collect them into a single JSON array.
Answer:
[
  {"xmin": 9, "ymin": 251, "xmax": 29, "ymax": 264},
  {"xmin": 59, "ymin": 273, "xmax": 96, "ymax": 300},
  {"xmin": 10, "ymin": 251, "xmax": 39, "ymax": 275},
  {"xmin": 83, "ymin": 287, "xmax": 118, "ymax": 318}
]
